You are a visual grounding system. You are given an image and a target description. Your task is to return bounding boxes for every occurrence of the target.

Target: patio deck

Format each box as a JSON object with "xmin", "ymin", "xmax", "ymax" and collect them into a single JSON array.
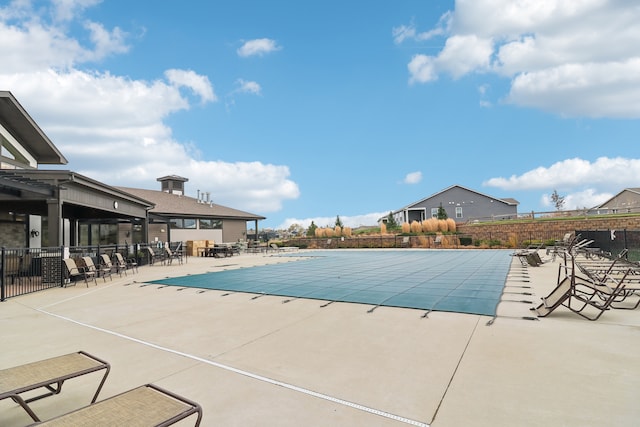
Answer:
[{"xmin": 1, "ymin": 249, "xmax": 639, "ymax": 426}]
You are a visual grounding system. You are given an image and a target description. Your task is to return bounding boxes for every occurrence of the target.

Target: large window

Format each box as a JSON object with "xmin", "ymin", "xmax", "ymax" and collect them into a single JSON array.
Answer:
[
  {"xmin": 199, "ymin": 219, "xmax": 222, "ymax": 229},
  {"xmin": 78, "ymin": 222, "xmax": 117, "ymax": 245},
  {"xmin": 431, "ymin": 208, "xmax": 438, "ymax": 218},
  {"xmin": 456, "ymin": 207, "xmax": 463, "ymax": 218},
  {"xmin": 170, "ymin": 218, "xmax": 197, "ymax": 229}
]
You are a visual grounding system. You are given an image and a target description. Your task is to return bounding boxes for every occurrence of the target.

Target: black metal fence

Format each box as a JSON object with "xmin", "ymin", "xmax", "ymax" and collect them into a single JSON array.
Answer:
[
  {"xmin": 576, "ymin": 230, "xmax": 640, "ymax": 261},
  {"xmin": 1, "ymin": 246, "xmax": 64, "ymax": 301},
  {"xmin": 1, "ymin": 242, "xmax": 184, "ymax": 301}
]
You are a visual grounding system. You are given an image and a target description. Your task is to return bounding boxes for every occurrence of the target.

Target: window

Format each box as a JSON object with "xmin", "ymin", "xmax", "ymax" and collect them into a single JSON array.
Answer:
[
  {"xmin": 169, "ymin": 218, "xmax": 196, "ymax": 229},
  {"xmin": 456, "ymin": 207, "xmax": 463, "ymax": 218},
  {"xmin": 431, "ymin": 208, "xmax": 438, "ymax": 218},
  {"xmin": 199, "ymin": 219, "xmax": 222, "ymax": 229}
]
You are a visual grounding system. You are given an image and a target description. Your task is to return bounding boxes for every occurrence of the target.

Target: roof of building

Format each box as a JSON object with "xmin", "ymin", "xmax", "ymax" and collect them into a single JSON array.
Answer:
[
  {"xmin": 0, "ymin": 91, "xmax": 67, "ymax": 165},
  {"xmin": 594, "ymin": 188, "xmax": 640, "ymax": 209},
  {"xmin": 117, "ymin": 186, "xmax": 266, "ymax": 220},
  {"xmin": 395, "ymin": 184, "xmax": 519, "ymax": 213},
  {"xmin": 11, "ymin": 169, "xmax": 155, "ymax": 207},
  {"xmin": 157, "ymin": 175, "xmax": 188, "ymax": 182}
]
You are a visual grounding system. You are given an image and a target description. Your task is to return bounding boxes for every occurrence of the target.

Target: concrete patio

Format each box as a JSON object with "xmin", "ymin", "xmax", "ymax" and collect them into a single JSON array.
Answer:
[{"xmin": 1, "ymin": 249, "xmax": 639, "ymax": 426}]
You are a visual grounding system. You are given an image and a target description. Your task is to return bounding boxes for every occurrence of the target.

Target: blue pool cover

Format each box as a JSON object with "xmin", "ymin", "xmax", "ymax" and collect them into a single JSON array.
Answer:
[{"xmin": 148, "ymin": 250, "xmax": 512, "ymax": 316}]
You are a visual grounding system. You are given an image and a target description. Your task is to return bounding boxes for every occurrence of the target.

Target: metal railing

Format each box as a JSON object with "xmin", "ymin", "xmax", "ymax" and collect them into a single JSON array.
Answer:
[
  {"xmin": 1, "ymin": 242, "xmax": 185, "ymax": 301},
  {"xmin": 1, "ymin": 246, "xmax": 64, "ymax": 301}
]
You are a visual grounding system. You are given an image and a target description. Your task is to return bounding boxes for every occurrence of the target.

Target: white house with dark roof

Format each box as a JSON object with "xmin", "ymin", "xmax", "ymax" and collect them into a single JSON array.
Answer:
[{"xmin": 387, "ymin": 185, "xmax": 519, "ymax": 225}]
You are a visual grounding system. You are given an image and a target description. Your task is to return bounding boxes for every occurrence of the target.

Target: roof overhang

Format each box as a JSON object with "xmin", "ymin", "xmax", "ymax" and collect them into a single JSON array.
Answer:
[{"xmin": 0, "ymin": 91, "xmax": 67, "ymax": 165}]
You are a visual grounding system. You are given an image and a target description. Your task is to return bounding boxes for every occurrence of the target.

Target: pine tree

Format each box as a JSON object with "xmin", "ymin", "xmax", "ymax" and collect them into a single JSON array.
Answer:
[
  {"xmin": 437, "ymin": 203, "xmax": 448, "ymax": 220},
  {"xmin": 386, "ymin": 212, "xmax": 398, "ymax": 230},
  {"xmin": 306, "ymin": 221, "xmax": 318, "ymax": 237}
]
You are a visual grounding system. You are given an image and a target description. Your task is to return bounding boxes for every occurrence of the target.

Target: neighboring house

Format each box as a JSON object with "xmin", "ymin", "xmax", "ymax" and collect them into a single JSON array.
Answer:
[
  {"xmin": 118, "ymin": 175, "xmax": 265, "ymax": 244},
  {"xmin": 0, "ymin": 90, "xmax": 265, "ymax": 248},
  {"xmin": 592, "ymin": 188, "xmax": 640, "ymax": 214},
  {"xmin": 386, "ymin": 185, "xmax": 518, "ymax": 225}
]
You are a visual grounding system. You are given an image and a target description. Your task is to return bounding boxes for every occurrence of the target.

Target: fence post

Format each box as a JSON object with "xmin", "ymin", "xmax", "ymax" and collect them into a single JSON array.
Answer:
[
  {"xmin": 59, "ymin": 246, "xmax": 65, "ymax": 288},
  {"xmin": 1, "ymin": 247, "xmax": 5, "ymax": 302}
]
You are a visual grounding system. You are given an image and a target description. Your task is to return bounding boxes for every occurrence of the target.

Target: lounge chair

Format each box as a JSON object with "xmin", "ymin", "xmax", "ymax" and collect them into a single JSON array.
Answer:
[
  {"xmin": 146, "ymin": 247, "xmax": 163, "ymax": 265},
  {"xmin": 29, "ymin": 383, "xmax": 202, "ymax": 426},
  {"xmin": 564, "ymin": 274, "xmax": 629, "ymax": 321},
  {"xmin": 63, "ymin": 258, "xmax": 97, "ymax": 287},
  {"xmin": 164, "ymin": 246, "xmax": 183, "ymax": 265},
  {"xmin": 99, "ymin": 254, "xmax": 122, "ymax": 277},
  {"xmin": 114, "ymin": 252, "xmax": 137, "ymax": 274},
  {"xmin": 81, "ymin": 256, "xmax": 112, "ymax": 282},
  {"xmin": 270, "ymin": 243, "xmax": 283, "ymax": 253},
  {"xmin": 0, "ymin": 351, "xmax": 110, "ymax": 422},
  {"xmin": 3, "ymin": 254, "xmax": 21, "ymax": 284},
  {"xmin": 531, "ymin": 276, "xmax": 572, "ymax": 317},
  {"xmin": 110, "ymin": 252, "xmax": 127, "ymax": 277},
  {"xmin": 532, "ymin": 251, "xmax": 634, "ymax": 320}
]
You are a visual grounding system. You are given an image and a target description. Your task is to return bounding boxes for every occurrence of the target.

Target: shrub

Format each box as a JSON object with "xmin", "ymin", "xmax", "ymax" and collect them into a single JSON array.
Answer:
[
  {"xmin": 343, "ymin": 227, "xmax": 352, "ymax": 237},
  {"xmin": 380, "ymin": 223, "xmax": 387, "ymax": 234},
  {"xmin": 446, "ymin": 218, "xmax": 456, "ymax": 232},
  {"xmin": 401, "ymin": 222, "xmax": 411, "ymax": 233},
  {"xmin": 410, "ymin": 221, "xmax": 422, "ymax": 233}
]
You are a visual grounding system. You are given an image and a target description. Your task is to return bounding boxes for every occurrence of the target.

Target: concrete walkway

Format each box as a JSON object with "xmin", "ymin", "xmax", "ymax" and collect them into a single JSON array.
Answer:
[{"xmin": 1, "ymin": 250, "xmax": 639, "ymax": 426}]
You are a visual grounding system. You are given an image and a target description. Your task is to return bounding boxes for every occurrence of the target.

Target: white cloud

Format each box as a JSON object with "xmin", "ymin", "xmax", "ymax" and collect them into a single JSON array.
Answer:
[
  {"xmin": 237, "ymin": 38, "xmax": 281, "ymax": 57},
  {"xmin": 408, "ymin": 54, "xmax": 438, "ymax": 84},
  {"xmin": 485, "ymin": 157, "xmax": 638, "ymax": 209},
  {"xmin": 278, "ymin": 212, "xmax": 388, "ymax": 230},
  {"xmin": 403, "ymin": 171, "xmax": 422, "ymax": 184},
  {"xmin": 401, "ymin": 0, "xmax": 640, "ymax": 118},
  {"xmin": 0, "ymin": 1, "xmax": 299, "ymax": 215},
  {"xmin": 52, "ymin": 0, "xmax": 102, "ymax": 23},
  {"xmin": 508, "ymin": 59, "xmax": 640, "ymax": 118},
  {"xmin": 83, "ymin": 21, "xmax": 129, "ymax": 60},
  {"xmin": 235, "ymin": 79, "xmax": 262, "ymax": 95},
  {"xmin": 484, "ymin": 157, "xmax": 640, "ymax": 191},
  {"xmin": 165, "ymin": 69, "xmax": 217, "ymax": 103},
  {"xmin": 408, "ymin": 35, "xmax": 492, "ymax": 84},
  {"xmin": 437, "ymin": 35, "xmax": 493, "ymax": 78},
  {"xmin": 540, "ymin": 188, "xmax": 613, "ymax": 210},
  {"xmin": 392, "ymin": 14, "xmax": 450, "ymax": 44}
]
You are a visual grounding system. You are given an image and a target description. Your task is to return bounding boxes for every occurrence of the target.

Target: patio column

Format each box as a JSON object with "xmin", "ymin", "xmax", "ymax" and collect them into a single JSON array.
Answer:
[{"xmin": 47, "ymin": 197, "xmax": 62, "ymax": 247}]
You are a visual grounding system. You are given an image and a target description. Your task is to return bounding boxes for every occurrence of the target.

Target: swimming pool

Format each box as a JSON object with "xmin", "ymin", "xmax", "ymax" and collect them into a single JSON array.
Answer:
[{"xmin": 149, "ymin": 250, "xmax": 512, "ymax": 316}]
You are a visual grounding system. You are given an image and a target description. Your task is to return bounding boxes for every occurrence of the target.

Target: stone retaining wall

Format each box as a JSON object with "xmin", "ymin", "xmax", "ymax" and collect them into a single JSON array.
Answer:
[{"xmin": 457, "ymin": 216, "xmax": 640, "ymax": 246}]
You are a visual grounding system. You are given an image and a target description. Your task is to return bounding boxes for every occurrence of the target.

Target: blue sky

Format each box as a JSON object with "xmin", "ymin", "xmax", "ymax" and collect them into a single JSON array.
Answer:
[{"xmin": 1, "ymin": 0, "xmax": 639, "ymax": 230}]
